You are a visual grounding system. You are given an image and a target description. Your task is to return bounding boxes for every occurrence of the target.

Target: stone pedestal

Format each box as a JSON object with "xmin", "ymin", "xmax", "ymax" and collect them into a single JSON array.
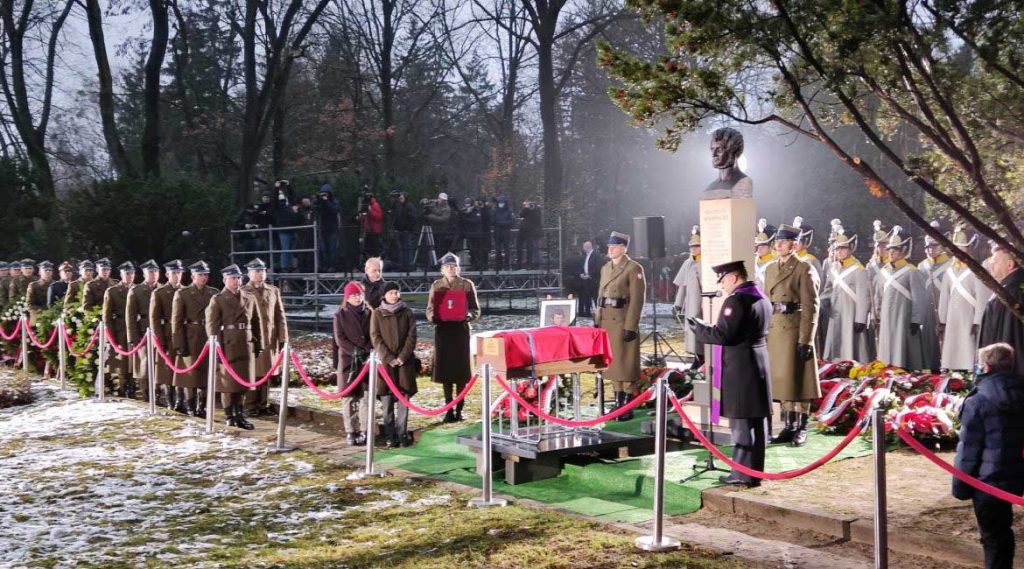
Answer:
[{"xmin": 698, "ymin": 198, "xmax": 758, "ymax": 309}]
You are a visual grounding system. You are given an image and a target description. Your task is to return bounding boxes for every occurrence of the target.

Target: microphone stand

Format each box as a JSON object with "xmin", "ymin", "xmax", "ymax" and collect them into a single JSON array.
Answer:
[{"xmin": 681, "ymin": 290, "xmax": 728, "ymax": 482}]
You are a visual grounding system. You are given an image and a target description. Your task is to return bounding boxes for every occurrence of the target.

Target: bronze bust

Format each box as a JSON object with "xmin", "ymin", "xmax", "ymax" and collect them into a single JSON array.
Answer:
[{"xmin": 704, "ymin": 127, "xmax": 752, "ymax": 199}]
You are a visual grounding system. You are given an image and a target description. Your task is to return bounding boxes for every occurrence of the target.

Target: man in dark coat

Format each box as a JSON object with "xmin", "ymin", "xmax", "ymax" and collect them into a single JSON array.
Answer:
[
  {"xmin": 361, "ymin": 257, "xmax": 386, "ymax": 308},
  {"xmin": 978, "ymin": 249, "xmax": 1024, "ymax": 375},
  {"xmin": 389, "ymin": 191, "xmax": 417, "ymax": 271},
  {"xmin": 575, "ymin": 241, "xmax": 604, "ymax": 317},
  {"xmin": 688, "ymin": 260, "xmax": 773, "ymax": 488},
  {"xmin": 953, "ymin": 342, "xmax": 1024, "ymax": 569}
]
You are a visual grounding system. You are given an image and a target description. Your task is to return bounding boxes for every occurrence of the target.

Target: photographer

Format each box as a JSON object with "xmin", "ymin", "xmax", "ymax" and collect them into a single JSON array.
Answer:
[
  {"xmin": 492, "ymin": 196, "xmax": 514, "ymax": 269},
  {"xmin": 389, "ymin": 191, "xmax": 417, "ymax": 271},
  {"xmin": 359, "ymin": 191, "xmax": 384, "ymax": 260},
  {"xmin": 421, "ymin": 192, "xmax": 452, "ymax": 261},
  {"xmin": 516, "ymin": 200, "xmax": 542, "ymax": 269},
  {"xmin": 460, "ymin": 198, "xmax": 484, "ymax": 270},
  {"xmin": 478, "ymin": 197, "xmax": 493, "ymax": 270},
  {"xmin": 316, "ymin": 185, "xmax": 341, "ymax": 271},
  {"xmin": 271, "ymin": 180, "xmax": 300, "ymax": 272}
]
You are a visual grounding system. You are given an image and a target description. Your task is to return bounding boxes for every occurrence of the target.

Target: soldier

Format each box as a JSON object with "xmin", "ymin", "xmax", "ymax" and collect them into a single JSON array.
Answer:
[
  {"xmin": 817, "ymin": 219, "xmax": 845, "ymax": 351},
  {"xmin": 822, "ymin": 227, "xmax": 873, "ymax": 362},
  {"xmin": 0, "ymin": 262, "xmax": 10, "ymax": 309},
  {"xmin": 83, "ymin": 258, "xmax": 117, "ymax": 310},
  {"xmin": 207, "ymin": 264, "xmax": 263, "ymax": 430},
  {"xmin": 865, "ymin": 220, "xmax": 891, "ymax": 336},
  {"xmin": 103, "ymin": 261, "xmax": 137, "ymax": 398},
  {"xmin": 48, "ymin": 262, "xmax": 73, "ymax": 307},
  {"xmin": 687, "ymin": 260, "xmax": 772, "ymax": 487},
  {"xmin": 171, "ymin": 261, "xmax": 216, "ymax": 416},
  {"xmin": 792, "ymin": 216, "xmax": 822, "ymax": 287},
  {"xmin": 241, "ymin": 258, "xmax": 288, "ymax": 416},
  {"xmin": 875, "ymin": 226, "xmax": 933, "ymax": 370},
  {"xmin": 64, "ymin": 260, "xmax": 96, "ymax": 307},
  {"xmin": 672, "ymin": 226, "xmax": 702, "ymax": 356},
  {"xmin": 753, "ymin": 219, "xmax": 777, "ymax": 288},
  {"xmin": 426, "ymin": 253, "xmax": 481, "ymax": 423},
  {"xmin": 25, "ymin": 261, "xmax": 53, "ymax": 323},
  {"xmin": 917, "ymin": 221, "xmax": 949, "ymax": 366},
  {"xmin": 765, "ymin": 224, "xmax": 820, "ymax": 447},
  {"xmin": 150, "ymin": 260, "xmax": 185, "ymax": 410},
  {"xmin": 595, "ymin": 231, "xmax": 646, "ymax": 421},
  {"xmin": 9, "ymin": 259, "xmax": 35, "ymax": 303},
  {"xmin": 938, "ymin": 227, "xmax": 989, "ymax": 370},
  {"xmin": 127, "ymin": 260, "xmax": 160, "ymax": 402}
]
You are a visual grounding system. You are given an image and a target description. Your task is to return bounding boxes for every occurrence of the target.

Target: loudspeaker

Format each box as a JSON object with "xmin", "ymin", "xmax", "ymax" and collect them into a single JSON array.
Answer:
[{"xmin": 631, "ymin": 216, "xmax": 666, "ymax": 259}]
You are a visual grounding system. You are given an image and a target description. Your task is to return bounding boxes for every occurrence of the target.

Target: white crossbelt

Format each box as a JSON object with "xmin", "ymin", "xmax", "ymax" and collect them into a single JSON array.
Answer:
[
  {"xmin": 928, "ymin": 262, "xmax": 950, "ymax": 291},
  {"xmin": 882, "ymin": 266, "xmax": 912, "ymax": 300},
  {"xmin": 951, "ymin": 269, "xmax": 977, "ymax": 307},
  {"xmin": 831, "ymin": 264, "xmax": 859, "ymax": 301}
]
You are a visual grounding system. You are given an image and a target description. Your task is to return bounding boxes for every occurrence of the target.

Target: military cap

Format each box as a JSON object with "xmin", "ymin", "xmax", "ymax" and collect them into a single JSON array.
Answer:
[
  {"xmin": 245, "ymin": 258, "xmax": 268, "ymax": 270},
  {"xmin": 793, "ymin": 216, "xmax": 814, "ymax": 245},
  {"xmin": 188, "ymin": 260, "xmax": 210, "ymax": 274},
  {"xmin": 163, "ymin": 259, "xmax": 184, "ymax": 272},
  {"xmin": 95, "ymin": 258, "xmax": 113, "ymax": 269},
  {"xmin": 688, "ymin": 225, "xmax": 701, "ymax": 246},
  {"xmin": 886, "ymin": 225, "xmax": 912, "ymax": 252},
  {"xmin": 951, "ymin": 225, "xmax": 977, "ymax": 249},
  {"xmin": 871, "ymin": 220, "xmax": 890, "ymax": 244},
  {"xmin": 608, "ymin": 231, "xmax": 630, "ymax": 246},
  {"xmin": 20, "ymin": 258, "xmax": 35, "ymax": 266},
  {"xmin": 9, "ymin": 261, "xmax": 22, "ymax": 270},
  {"xmin": 118, "ymin": 261, "xmax": 136, "ymax": 272},
  {"xmin": 139, "ymin": 259, "xmax": 159, "ymax": 271},
  {"xmin": 79, "ymin": 260, "xmax": 95, "ymax": 270},
  {"xmin": 923, "ymin": 220, "xmax": 943, "ymax": 247},
  {"xmin": 832, "ymin": 226, "xmax": 858, "ymax": 250},
  {"xmin": 58, "ymin": 261, "xmax": 74, "ymax": 271},
  {"xmin": 221, "ymin": 264, "xmax": 243, "ymax": 277},
  {"xmin": 775, "ymin": 224, "xmax": 801, "ymax": 241},
  {"xmin": 0, "ymin": 262, "xmax": 7, "ymax": 270},
  {"xmin": 712, "ymin": 260, "xmax": 746, "ymax": 283},
  {"xmin": 438, "ymin": 252, "xmax": 460, "ymax": 266},
  {"xmin": 37, "ymin": 261, "xmax": 54, "ymax": 270},
  {"xmin": 755, "ymin": 218, "xmax": 776, "ymax": 246}
]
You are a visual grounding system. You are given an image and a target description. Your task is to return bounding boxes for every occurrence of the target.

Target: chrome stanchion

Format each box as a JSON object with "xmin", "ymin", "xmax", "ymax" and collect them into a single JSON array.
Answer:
[
  {"xmin": 205, "ymin": 336, "xmax": 217, "ymax": 434},
  {"xmin": 96, "ymin": 322, "xmax": 107, "ymax": 402},
  {"xmin": 268, "ymin": 344, "xmax": 296, "ymax": 453},
  {"xmin": 58, "ymin": 319, "xmax": 67, "ymax": 390},
  {"xmin": 21, "ymin": 316, "xmax": 29, "ymax": 374},
  {"xmin": 147, "ymin": 329, "xmax": 157, "ymax": 415},
  {"xmin": 873, "ymin": 407, "xmax": 888, "ymax": 569},
  {"xmin": 469, "ymin": 363, "xmax": 507, "ymax": 508},
  {"xmin": 635, "ymin": 373, "xmax": 681, "ymax": 552},
  {"xmin": 351, "ymin": 352, "xmax": 387, "ymax": 478}
]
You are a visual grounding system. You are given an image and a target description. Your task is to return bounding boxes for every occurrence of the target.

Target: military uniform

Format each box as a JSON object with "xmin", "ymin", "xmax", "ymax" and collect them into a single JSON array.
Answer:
[
  {"xmin": 241, "ymin": 258, "xmax": 288, "ymax": 414},
  {"xmin": 753, "ymin": 219, "xmax": 777, "ymax": 288},
  {"xmin": 171, "ymin": 261, "xmax": 217, "ymax": 415},
  {"xmin": 875, "ymin": 227, "xmax": 932, "ymax": 370},
  {"xmin": 206, "ymin": 264, "xmax": 262, "ymax": 430},
  {"xmin": 127, "ymin": 260, "xmax": 160, "ymax": 401},
  {"xmin": 672, "ymin": 226, "xmax": 702, "ymax": 354},
  {"xmin": 426, "ymin": 252, "xmax": 481, "ymax": 422},
  {"xmin": 8, "ymin": 259, "xmax": 34, "ymax": 305},
  {"xmin": 938, "ymin": 228, "xmax": 989, "ymax": 370},
  {"xmin": 64, "ymin": 260, "xmax": 95, "ymax": 307},
  {"xmin": 0, "ymin": 262, "xmax": 11, "ymax": 309},
  {"xmin": 103, "ymin": 262, "xmax": 136, "ymax": 397},
  {"xmin": 84, "ymin": 258, "xmax": 118, "ymax": 310},
  {"xmin": 822, "ymin": 229, "xmax": 873, "ymax": 362},
  {"xmin": 792, "ymin": 217, "xmax": 822, "ymax": 288},
  {"xmin": 26, "ymin": 261, "xmax": 53, "ymax": 323},
  {"xmin": 48, "ymin": 262, "xmax": 73, "ymax": 308},
  {"xmin": 595, "ymin": 231, "xmax": 645, "ymax": 418},
  {"xmin": 150, "ymin": 260, "xmax": 184, "ymax": 409},
  {"xmin": 764, "ymin": 224, "xmax": 820, "ymax": 446}
]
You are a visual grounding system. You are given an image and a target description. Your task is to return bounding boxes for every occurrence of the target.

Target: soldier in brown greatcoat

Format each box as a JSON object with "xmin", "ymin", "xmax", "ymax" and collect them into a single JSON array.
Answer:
[
  {"xmin": 83, "ymin": 258, "xmax": 118, "ymax": 310},
  {"xmin": 426, "ymin": 253, "xmax": 480, "ymax": 423},
  {"xmin": 64, "ymin": 260, "xmax": 96, "ymax": 308},
  {"xmin": 241, "ymin": 258, "xmax": 288, "ymax": 416},
  {"xmin": 207, "ymin": 264, "xmax": 262, "ymax": 430},
  {"xmin": 127, "ymin": 260, "xmax": 160, "ymax": 402},
  {"xmin": 150, "ymin": 260, "xmax": 184, "ymax": 410},
  {"xmin": 103, "ymin": 261, "xmax": 137, "ymax": 398},
  {"xmin": 171, "ymin": 261, "xmax": 216, "ymax": 416},
  {"xmin": 9, "ymin": 259, "xmax": 35, "ymax": 306},
  {"xmin": 594, "ymin": 231, "xmax": 646, "ymax": 421},
  {"xmin": 26, "ymin": 261, "xmax": 53, "ymax": 323},
  {"xmin": 764, "ymin": 223, "xmax": 821, "ymax": 447},
  {"xmin": 0, "ymin": 262, "xmax": 11, "ymax": 309}
]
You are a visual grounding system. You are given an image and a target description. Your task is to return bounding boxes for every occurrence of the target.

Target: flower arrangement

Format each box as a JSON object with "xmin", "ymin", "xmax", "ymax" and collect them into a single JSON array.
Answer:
[
  {"xmin": 66, "ymin": 303, "xmax": 102, "ymax": 397},
  {"xmin": 31, "ymin": 305, "xmax": 63, "ymax": 375},
  {"xmin": 493, "ymin": 377, "xmax": 550, "ymax": 422}
]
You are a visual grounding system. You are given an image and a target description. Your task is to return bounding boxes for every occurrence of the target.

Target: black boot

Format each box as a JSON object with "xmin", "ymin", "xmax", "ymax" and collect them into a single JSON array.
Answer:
[
  {"xmin": 770, "ymin": 411, "xmax": 797, "ymax": 444},
  {"xmin": 791, "ymin": 413, "xmax": 809, "ymax": 447},
  {"xmin": 454, "ymin": 399, "xmax": 465, "ymax": 422},
  {"xmin": 442, "ymin": 409, "xmax": 456, "ymax": 423},
  {"xmin": 193, "ymin": 397, "xmax": 206, "ymax": 418},
  {"xmin": 234, "ymin": 403, "xmax": 255, "ymax": 430},
  {"xmin": 126, "ymin": 378, "xmax": 138, "ymax": 400},
  {"xmin": 225, "ymin": 403, "xmax": 240, "ymax": 428},
  {"xmin": 174, "ymin": 396, "xmax": 189, "ymax": 415},
  {"xmin": 616, "ymin": 391, "xmax": 634, "ymax": 422}
]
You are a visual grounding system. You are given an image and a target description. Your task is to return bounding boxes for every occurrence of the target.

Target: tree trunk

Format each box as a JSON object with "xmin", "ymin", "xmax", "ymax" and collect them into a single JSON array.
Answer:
[
  {"xmin": 272, "ymin": 102, "xmax": 286, "ymax": 181},
  {"xmin": 380, "ymin": 0, "xmax": 396, "ymax": 182},
  {"xmin": 537, "ymin": 28, "xmax": 563, "ymax": 219},
  {"xmin": 84, "ymin": 0, "xmax": 136, "ymax": 179},
  {"xmin": 141, "ymin": 0, "xmax": 170, "ymax": 179}
]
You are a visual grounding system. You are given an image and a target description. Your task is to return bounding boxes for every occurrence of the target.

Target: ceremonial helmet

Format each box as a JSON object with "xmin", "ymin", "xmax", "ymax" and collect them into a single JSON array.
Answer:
[
  {"xmin": 688, "ymin": 225, "xmax": 701, "ymax": 247},
  {"xmin": 951, "ymin": 224, "xmax": 977, "ymax": 250},
  {"xmin": 793, "ymin": 216, "xmax": 813, "ymax": 245},
  {"xmin": 871, "ymin": 220, "xmax": 890, "ymax": 245},
  {"xmin": 886, "ymin": 225, "xmax": 913, "ymax": 255},
  {"xmin": 832, "ymin": 225, "xmax": 858, "ymax": 251},
  {"xmin": 923, "ymin": 219, "xmax": 945, "ymax": 248},
  {"xmin": 754, "ymin": 218, "xmax": 776, "ymax": 246}
]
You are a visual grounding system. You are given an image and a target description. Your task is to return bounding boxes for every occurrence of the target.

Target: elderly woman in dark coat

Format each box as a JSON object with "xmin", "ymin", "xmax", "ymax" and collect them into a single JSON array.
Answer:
[
  {"xmin": 334, "ymin": 281, "xmax": 373, "ymax": 445},
  {"xmin": 426, "ymin": 253, "xmax": 480, "ymax": 422},
  {"xmin": 370, "ymin": 282, "xmax": 418, "ymax": 447}
]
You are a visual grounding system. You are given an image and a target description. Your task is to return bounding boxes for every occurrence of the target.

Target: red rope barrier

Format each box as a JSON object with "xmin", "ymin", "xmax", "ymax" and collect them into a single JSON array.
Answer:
[
  {"xmin": 895, "ymin": 429, "xmax": 1024, "ymax": 506},
  {"xmin": 668, "ymin": 392, "xmax": 880, "ymax": 481},
  {"xmin": 104, "ymin": 327, "xmax": 147, "ymax": 357},
  {"xmin": 492, "ymin": 373, "xmax": 652, "ymax": 426},
  {"xmin": 151, "ymin": 335, "xmax": 211, "ymax": 374},
  {"xmin": 65, "ymin": 327, "xmax": 100, "ymax": 357},
  {"xmin": 215, "ymin": 345, "xmax": 283, "ymax": 388},
  {"xmin": 378, "ymin": 365, "xmax": 478, "ymax": 416},
  {"xmin": 25, "ymin": 324, "xmax": 58, "ymax": 349},
  {"xmin": 290, "ymin": 350, "xmax": 367, "ymax": 400},
  {"xmin": 0, "ymin": 321, "xmax": 20, "ymax": 341}
]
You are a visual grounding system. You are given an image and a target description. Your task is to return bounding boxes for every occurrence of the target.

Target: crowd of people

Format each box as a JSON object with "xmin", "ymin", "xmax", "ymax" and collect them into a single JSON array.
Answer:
[{"xmin": 234, "ymin": 180, "xmax": 550, "ymax": 273}]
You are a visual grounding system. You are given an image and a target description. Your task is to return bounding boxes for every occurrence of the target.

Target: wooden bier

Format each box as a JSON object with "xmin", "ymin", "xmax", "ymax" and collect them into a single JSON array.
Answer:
[{"xmin": 474, "ymin": 336, "xmax": 608, "ymax": 378}]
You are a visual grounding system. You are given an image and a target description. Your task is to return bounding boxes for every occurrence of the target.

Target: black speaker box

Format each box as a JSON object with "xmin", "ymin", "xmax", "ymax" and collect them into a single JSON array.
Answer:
[{"xmin": 631, "ymin": 216, "xmax": 666, "ymax": 259}]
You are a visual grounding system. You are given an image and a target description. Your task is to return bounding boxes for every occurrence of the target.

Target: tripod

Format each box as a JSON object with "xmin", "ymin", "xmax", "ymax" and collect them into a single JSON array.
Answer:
[
  {"xmin": 681, "ymin": 290, "xmax": 728, "ymax": 483},
  {"xmin": 639, "ymin": 257, "xmax": 680, "ymax": 362},
  {"xmin": 413, "ymin": 225, "xmax": 437, "ymax": 268}
]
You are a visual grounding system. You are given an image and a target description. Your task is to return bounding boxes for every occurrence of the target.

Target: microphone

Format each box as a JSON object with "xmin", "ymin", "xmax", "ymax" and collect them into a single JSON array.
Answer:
[{"xmin": 700, "ymin": 291, "xmax": 722, "ymax": 298}]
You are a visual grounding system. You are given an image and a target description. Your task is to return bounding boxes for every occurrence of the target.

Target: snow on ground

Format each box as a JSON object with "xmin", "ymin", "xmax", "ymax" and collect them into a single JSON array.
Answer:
[{"xmin": 0, "ymin": 380, "xmax": 447, "ymax": 568}]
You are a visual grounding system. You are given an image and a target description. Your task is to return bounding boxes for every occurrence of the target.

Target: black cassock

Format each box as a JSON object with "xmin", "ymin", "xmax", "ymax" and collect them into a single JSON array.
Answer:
[{"xmin": 978, "ymin": 269, "xmax": 1024, "ymax": 375}]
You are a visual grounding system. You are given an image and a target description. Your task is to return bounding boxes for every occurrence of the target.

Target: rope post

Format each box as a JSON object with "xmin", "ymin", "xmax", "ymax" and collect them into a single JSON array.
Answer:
[
  {"xmin": 351, "ymin": 352, "xmax": 387, "ymax": 479},
  {"xmin": 205, "ymin": 336, "xmax": 217, "ymax": 434},
  {"xmin": 635, "ymin": 374, "xmax": 681, "ymax": 552},
  {"xmin": 147, "ymin": 329, "xmax": 157, "ymax": 415},
  {"xmin": 268, "ymin": 343, "xmax": 296, "ymax": 453},
  {"xmin": 469, "ymin": 363, "xmax": 507, "ymax": 508},
  {"xmin": 96, "ymin": 322, "xmax": 107, "ymax": 402},
  {"xmin": 20, "ymin": 316, "xmax": 29, "ymax": 375},
  {"xmin": 58, "ymin": 319, "xmax": 67, "ymax": 390},
  {"xmin": 872, "ymin": 407, "xmax": 889, "ymax": 569}
]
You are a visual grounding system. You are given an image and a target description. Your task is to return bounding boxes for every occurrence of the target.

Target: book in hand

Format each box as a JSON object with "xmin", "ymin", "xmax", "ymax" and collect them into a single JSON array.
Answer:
[{"xmin": 435, "ymin": 289, "xmax": 468, "ymax": 322}]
